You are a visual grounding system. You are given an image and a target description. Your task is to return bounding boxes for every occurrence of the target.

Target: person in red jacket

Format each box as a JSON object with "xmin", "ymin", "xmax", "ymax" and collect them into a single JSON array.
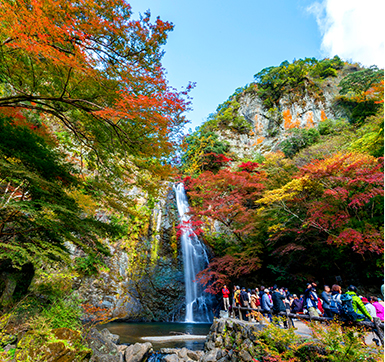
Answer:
[{"xmin": 222, "ymin": 284, "xmax": 230, "ymax": 311}]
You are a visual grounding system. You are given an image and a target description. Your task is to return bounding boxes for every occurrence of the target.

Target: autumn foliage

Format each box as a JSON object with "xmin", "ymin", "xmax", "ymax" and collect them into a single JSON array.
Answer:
[
  {"xmin": 186, "ymin": 168, "xmax": 265, "ymax": 241},
  {"xmin": 0, "ymin": 0, "xmax": 191, "ymax": 171},
  {"xmin": 185, "ymin": 149, "xmax": 384, "ymax": 289},
  {"xmin": 258, "ymin": 152, "xmax": 383, "ymax": 254}
]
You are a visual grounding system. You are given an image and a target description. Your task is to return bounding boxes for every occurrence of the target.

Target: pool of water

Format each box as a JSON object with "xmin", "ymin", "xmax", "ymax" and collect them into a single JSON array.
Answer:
[{"xmin": 98, "ymin": 322, "xmax": 211, "ymax": 351}]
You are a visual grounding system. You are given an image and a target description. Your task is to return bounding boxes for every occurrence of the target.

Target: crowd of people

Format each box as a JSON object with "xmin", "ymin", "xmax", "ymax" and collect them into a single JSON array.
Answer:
[{"xmin": 221, "ymin": 283, "xmax": 385, "ymax": 325}]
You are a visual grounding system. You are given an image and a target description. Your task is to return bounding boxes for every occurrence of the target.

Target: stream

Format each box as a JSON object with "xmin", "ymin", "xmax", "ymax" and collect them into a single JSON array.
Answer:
[{"xmin": 97, "ymin": 322, "xmax": 211, "ymax": 351}]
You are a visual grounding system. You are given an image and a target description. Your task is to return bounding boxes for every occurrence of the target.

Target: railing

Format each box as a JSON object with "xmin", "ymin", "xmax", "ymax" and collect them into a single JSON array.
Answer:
[{"xmin": 232, "ymin": 306, "xmax": 384, "ymax": 346}]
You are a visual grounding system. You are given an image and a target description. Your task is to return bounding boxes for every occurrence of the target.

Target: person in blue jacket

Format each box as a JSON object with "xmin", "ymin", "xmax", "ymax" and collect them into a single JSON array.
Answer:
[{"xmin": 261, "ymin": 288, "xmax": 273, "ymax": 322}]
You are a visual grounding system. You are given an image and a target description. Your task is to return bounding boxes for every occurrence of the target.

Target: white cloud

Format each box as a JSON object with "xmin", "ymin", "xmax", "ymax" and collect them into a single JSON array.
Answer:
[{"xmin": 308, "ymin": 0, "xmax": 384, "ymax": 68}]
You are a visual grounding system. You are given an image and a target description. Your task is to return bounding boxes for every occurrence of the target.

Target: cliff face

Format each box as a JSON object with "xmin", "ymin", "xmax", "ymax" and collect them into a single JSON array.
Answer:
[
  {"xmin": 75, "ymin": 183, "xmax": 187, "ymax": 322},
  {"xmin": 210, "ymin": 63, "xmax": 353, "ymax": 159}
]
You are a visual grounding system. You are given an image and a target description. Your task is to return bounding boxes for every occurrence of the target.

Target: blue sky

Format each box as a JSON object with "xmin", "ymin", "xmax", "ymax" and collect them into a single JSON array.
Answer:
[{"xmin": 128, "ymin": 0, "xmax": 384, "ymax": 131}]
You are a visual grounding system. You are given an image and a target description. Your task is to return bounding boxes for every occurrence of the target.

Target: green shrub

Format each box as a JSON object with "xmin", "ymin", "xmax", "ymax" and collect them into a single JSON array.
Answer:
[
  {"xmin": 74, "ymin": 255, "xmax": 101, "ymax": 276},
  {"xmin": 279, "ymin": 128, "xmax": 320, "ymax": 158},
  {"xmin": 40, "ymin": 295, "xmax": 82, "ymax": 330},
  {"xmin": 317, "ymin": 118, "xmax": 350, "ymax": 135}
]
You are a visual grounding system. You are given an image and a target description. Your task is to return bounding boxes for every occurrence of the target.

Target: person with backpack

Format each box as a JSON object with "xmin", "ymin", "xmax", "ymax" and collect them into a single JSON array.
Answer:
[
  {"xmin": 321, "ymin": 285, "xmax": 332, "ymax": 318},
  {"xmin": 330, "ymin": 284, "xmax": 342, "ymax": 318},
  {"xmin": 342, "ymin": 285, "xmax": 373, "ymax": 322},
  {"xmin": 233, "ymin": 286, "xmax": 240, "ymax": 318},
  {"xmin": 272, "ymin": 286, "xmax": 288, "ymax": 328},
  {"xmin": 362, "ymin": 297, "xmax": 377, "ymax": 319},
  {"xmin": 250, "ymin": 289, "xmax": 260, "ymax": 322},
  {"xmin": 240, "ymin": 287, "xmax": 249, "ymax": 321}
]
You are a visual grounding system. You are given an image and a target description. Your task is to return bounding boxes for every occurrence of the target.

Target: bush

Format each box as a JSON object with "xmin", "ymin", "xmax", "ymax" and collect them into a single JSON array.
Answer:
[
  {"xmin": 252, "ymin": 321, "xmax": 384, "ymax": 362},
  {"xmin": 43, "ymin": 296, "xmax": 82, "ymax": 330},
  {"xmin": 317, "ymin": 118, "xmax": 350, "ymax": 135},
  {"xmin": 279, "ymin": 128, "xmax": 320, "ymax": 158},
  {"xmin": 74, "ymin": 255, "xmax": 101, "ymax": 276},
  {"xmin": 30, "ymin": 295, "xmax": 82, "ymax": 331}
]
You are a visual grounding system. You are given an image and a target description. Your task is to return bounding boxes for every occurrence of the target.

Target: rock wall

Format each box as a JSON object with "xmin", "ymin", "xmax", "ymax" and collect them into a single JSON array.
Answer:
[
  {"xmin": 75, "ymin": 183, "xmax": 187, "ymax": 322},
  {"xmin": 201, "ymin": 318, "xmax": 264, "ymax": 362},
  {"xmin": 216, "ymin": 77, "xmax": 347, "ymax": 158}
]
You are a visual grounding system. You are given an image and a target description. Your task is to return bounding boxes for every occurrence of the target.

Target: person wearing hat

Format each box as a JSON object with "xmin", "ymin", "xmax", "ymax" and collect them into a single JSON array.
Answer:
[
  {"xmin": 362, "ymin": 297, "xmax": 376, "ymax": 319},
  {"xmin": 261, "ymin": 288, "xmax": 273, "ymax": 322},
  {"xmin": 291, "ymin": 294, "xmax": 303, "ymax": 314}
]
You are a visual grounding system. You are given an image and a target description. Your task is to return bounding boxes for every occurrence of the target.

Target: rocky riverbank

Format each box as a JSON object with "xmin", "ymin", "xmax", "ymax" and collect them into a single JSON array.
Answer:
[{"xmin": 84, "ymin": 318, "xmax": 265, "ymax": 362}]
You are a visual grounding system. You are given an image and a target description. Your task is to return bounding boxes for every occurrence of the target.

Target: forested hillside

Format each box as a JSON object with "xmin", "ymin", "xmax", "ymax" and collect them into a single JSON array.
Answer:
[{"xmin": 181, "ymin": 58, "xmax": 384, "ymax": 292}]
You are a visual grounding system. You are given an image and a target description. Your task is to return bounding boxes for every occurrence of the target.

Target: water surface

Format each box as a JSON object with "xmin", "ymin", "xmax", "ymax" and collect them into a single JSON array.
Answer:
[{"xmin": 98, "ymin": 322, "xmax": 211, "ymax": 351}]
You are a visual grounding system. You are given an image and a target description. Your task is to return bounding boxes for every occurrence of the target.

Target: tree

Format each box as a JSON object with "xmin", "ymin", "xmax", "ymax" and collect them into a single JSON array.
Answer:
[
  {"xmin": 339, "ymin": 66, "xmax": 384, "ymax": 101},
  {"xmin": 0, "ymin": 0, "xmax": 191, "ymax": 175},
  {"xmin": 181, "ymin": 129, "xmax": 230, "ymax": 176},
  {"xmin": 0, "ymin": 110, "xmax": 116, "ymax": 305},
  {"xmin": 257, "ymin": 152, "xmax": 383, "ymax": 284},
  {"xmin": 186, "ymin": 168, "xmax": 266, "ymax": 244},
  {"xmin": 337, "ymin": 66, "xmax": 383, "ymax": 124}
]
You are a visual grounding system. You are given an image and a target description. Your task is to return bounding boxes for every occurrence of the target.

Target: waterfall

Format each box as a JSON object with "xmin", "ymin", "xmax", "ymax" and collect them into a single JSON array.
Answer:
[{"xmin": 174, "ymin": 183, "xmax": 213, "ymax": 323}]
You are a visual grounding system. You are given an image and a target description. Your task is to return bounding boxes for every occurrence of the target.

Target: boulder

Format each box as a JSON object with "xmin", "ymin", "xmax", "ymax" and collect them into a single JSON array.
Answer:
[
  {"xmin": 163, "ymin": 354, "xmax": 180, "ymax": 362},
  {"xmin": 86, "ymin": 328, "xmax": 121, "ymax": 362},
  {"xmin": 160, "ymin": 348, "xmax": 179, "ymax": 354},
  {"xmin": 200, "ymin": 348, "xmax": 221, "ymax": 362},
  {"xmin": 117, "ymin": 344, "xmax": 128, "ymax": 354},
  {"xmin": 99, "ymin": 328, "xmax": 120, "ymax": 344},
  {"xmin": 238, "ymin": 350, "xmax": 253, "ymax": 361},
  {"xmin": 125, "ymin": 342, "xmax": 153, "ymax": 362}
]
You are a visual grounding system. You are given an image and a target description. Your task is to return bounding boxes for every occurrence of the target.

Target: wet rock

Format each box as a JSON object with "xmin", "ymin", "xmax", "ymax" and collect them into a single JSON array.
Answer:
[
  {"xmin": 204, "ymin": 340, "xmax": 215, "ymax": 352},
  {"xmin": 100, "ymin": 328, "xmax": 120, "ymax": 344},
  {"xmin": 160, "ymin": 347, "xmax": 203, "ymax": 362},
  {"xmin": 125, "ymin": 342, "xmax": 153, "ymax": 362},
  {"xmin": 218, "ymin": 357, "xmax": 230, "ymax": 362},
  {"xmin": 187, "ymin": 350, "xmax": 202, "ymax": 361}
]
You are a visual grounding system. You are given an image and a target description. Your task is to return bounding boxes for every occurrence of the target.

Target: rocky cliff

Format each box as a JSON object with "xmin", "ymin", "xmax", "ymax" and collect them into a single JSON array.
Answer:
[
  {"xmin": 205, "ymin": 60, "xmax": 358, "ymax": 159},
  {"xmin": 74, "ymin": 183, "xmax": 187, "ymax": 322}
]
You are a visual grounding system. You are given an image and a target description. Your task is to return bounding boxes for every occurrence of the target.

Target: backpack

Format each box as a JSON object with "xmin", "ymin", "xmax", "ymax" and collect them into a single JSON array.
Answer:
[
  {"xmin": 240, "ymin": 291, "xmax": 249, "ymax": 306},
  {"xmin": 234, "ymin": 290, "xmax": 240, "ymax": 304},
  {"xmin": 340, "ymin": 294, "xmax": 363, "ymax": 321},
  {"xmin": 330, "ymin": 294, "xmax": 341, "ymax": 314}
]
